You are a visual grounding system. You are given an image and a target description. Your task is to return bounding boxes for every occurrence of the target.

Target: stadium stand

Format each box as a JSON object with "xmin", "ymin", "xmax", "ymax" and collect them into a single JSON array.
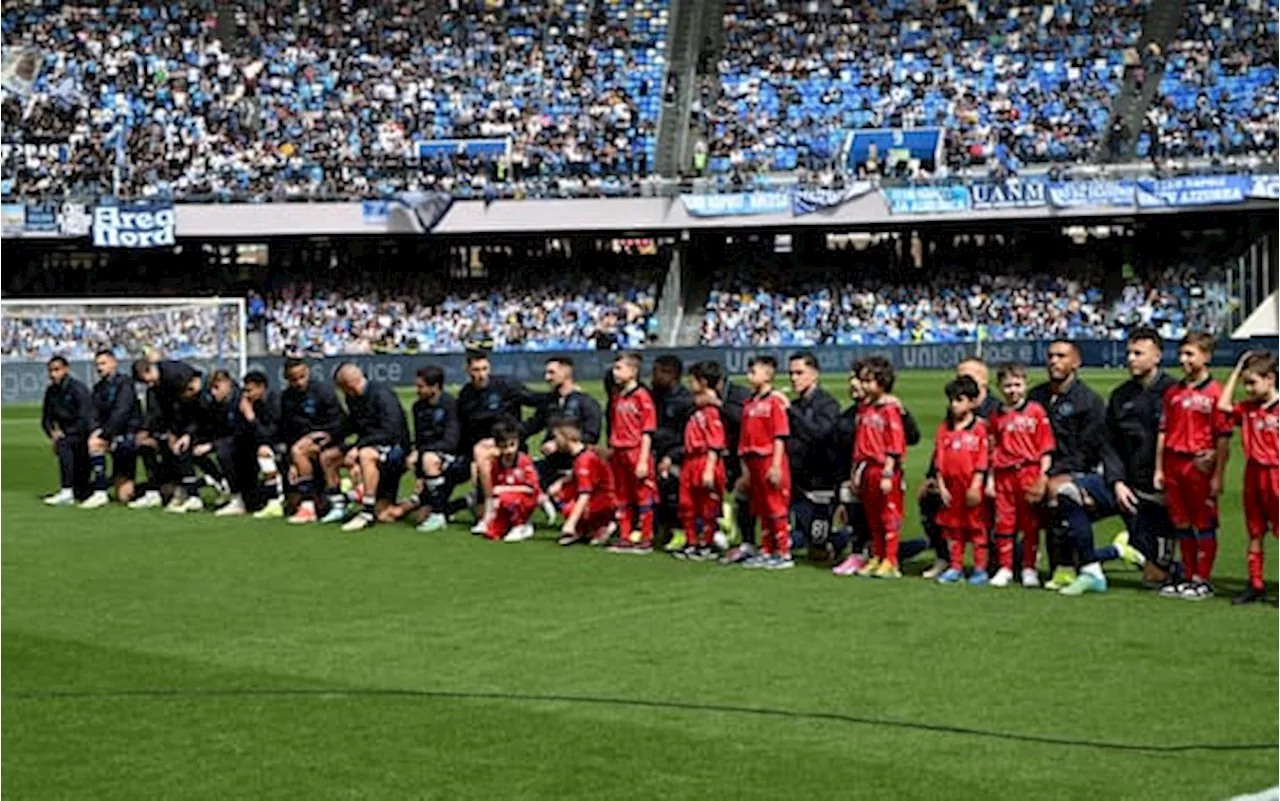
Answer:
[
  {"xmin": 705, "ymin": 0, "xmax": 1151, "ymax": 175},
  {"xmin": 1137, "ymin": 0, "xmax": 1279, "ymax": 160},
  {"xmin": 1, "ymin": 0, "xmax": 668, "ymax": 200}
]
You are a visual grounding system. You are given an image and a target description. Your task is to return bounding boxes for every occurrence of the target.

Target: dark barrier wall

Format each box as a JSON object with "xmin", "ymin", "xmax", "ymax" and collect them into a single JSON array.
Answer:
[{"xmin": 4, "ymin": 338, "xmax": 1275, "ymax": 405}]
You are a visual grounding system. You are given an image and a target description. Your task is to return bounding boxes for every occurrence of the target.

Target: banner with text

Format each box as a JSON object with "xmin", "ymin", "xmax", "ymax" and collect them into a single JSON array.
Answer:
[{"xmin": 92, "ymin": 201, "xmax": 177, "ymax": 247}]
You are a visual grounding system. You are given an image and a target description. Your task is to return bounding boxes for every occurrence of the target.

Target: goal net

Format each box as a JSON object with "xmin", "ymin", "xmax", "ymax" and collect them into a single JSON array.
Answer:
[{"xmin": 0, "ymin": 297, "xmax": 247, "ymax": 381}]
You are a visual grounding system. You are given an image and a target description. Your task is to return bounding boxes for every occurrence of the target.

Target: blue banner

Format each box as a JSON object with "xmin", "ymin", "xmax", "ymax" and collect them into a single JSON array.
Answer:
[
  {"xmin": 882, "ymin": 185, "xmax": 968, "ymax": 214},
  {"xmin": 362, "ymin": 199, "xmax": 391, "ymax": 225},
  {"xmin": 847, "ymin": 128, "xmax": 942, "ymax": 170},
  {"xmin": 413, "ymin": 138, "xmax": 509, "ymax": 160},
  {"xmin": 91, "ymin": 201, "xmax": 176, "ymax": 248},
  {"xmin": 1, "ymin": 203, "xmax": 24, "ymax": 235},
  {"xmin": 1135, "ymin": 175, "xmax": 1254, "ymax": 208},
  {"xmin": 23, "ymin": 203, "xmax": 58, "ymax": 232},
  {"xmin": 681, "ymin": 191, "xmax": 792, "ymax": 217},
  {"xmin": 0, "ymin": 178, "xmax": 12, "ymax": 196},
  {"xmin": 1250, "ymin": 174, "xmax": 1279, "ymax": 200},
  {"xmin": 792, "ymin": 182, "xmax": 874, "ymax": 215},
  {"xmin": 970, "ymin": 181, "xmax": 1048, "ymax": 211},
  {"xmin": 1047, "ymin": 179, "xmax": 1136, "ymax": 208}
]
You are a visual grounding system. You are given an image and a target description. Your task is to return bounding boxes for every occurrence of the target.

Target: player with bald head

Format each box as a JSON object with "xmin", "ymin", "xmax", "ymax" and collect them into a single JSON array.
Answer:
[{"xmin": 332, "ymin": 363, "xmax": 411, "ymax": 532}]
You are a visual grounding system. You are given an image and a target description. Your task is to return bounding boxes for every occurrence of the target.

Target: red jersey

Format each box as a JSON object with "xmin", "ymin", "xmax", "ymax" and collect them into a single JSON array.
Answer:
[
  {"xmin": 1230, "ymin": 399, "xmax": 1280, "ymax": 466},
  {"xmin": 990, "ymin": 400, "xmax": 1054, "ymax": 470},
  {"xmin": 738, "ymin": 390, "xmax": 789, "ymax": 457},
  {"xmin": 1160, "ymin": 378, "xmax": 1229, "ymax": 454},
  {"xmin": 853, "ymin": 399, "xmax": 906, "ymax": 467},
  {"xmin": 683, "ymin": 405, "xmax": 726, "ymax": 459},
  {"xmin": 609, "ymin": 385, "xmax": 656, "ymax": 449},
  {"xmin": 489, "ymin": 452, "xmax": 539, "ymax": 494},
  {"xmin": 933, "ymin": 418, "xmax": 989, "ymax": 483},
  {"xmin": 572, "ymin": 447, "xmax": 617, "ymax": 510}
]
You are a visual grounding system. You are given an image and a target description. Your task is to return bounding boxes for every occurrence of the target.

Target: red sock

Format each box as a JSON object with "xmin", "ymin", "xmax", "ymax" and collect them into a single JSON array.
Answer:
[
  {"xmin": 1178, "ymin": 536, "xmax": 1197, "ymax": 579},
  {"xmin": 637, "ymin": 507, "xmax": 654, "ymax": 547},
  {"xmin": 885, "ymin": 530, "xmax": 900, "ymax": 565},
  {"xmin": 1021, "ymin": 529, "xmax": 1039, "ymax": 571},
  {"xmin": 872, "ymin": 531, "xmax": 885, "ymax": 560},
  {"xmin": 972, "ymin": 532, "xmax": 988, "ymax": 571},
  {"xmin": 948, "ymin": 535, "xmax": 965, "ymax": 570},
  {"xmin": 1197, "ymin": 536, "xmax": 1218, "ymax": 581},
  {"xmin": 996, "ymin": 535, "xmax": 1015, "ymax": 571},
  {"xmin": 681, "ymin": 516, "xmax": 697, "ymax": 547},
  {"xmin": 772, "ymin": 518, "xmax": 791, "ymax": 559},
  {"xmin": 1248, "ymin": 545, "xmax": 1264, "ymax": 590},
  {"xmin": 618, "ymin": 504, "xmax": 634, "ymax": 539}
]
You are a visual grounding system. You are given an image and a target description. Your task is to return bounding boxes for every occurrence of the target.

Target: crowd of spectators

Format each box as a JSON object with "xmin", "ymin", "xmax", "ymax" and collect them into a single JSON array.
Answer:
[
  {"xmin": 700, "ymin": 265, "xmax": 1229, "ymax": 347},
  {"xmin": 1, "ymin": 0, "xmax": 668, "ymax": 201},
  {"xmin": 702, "ymin": 0, "xmax": 1150, "ymax": 177},
  {"xmin": 1138, "ymin": 0, "xmax": 1278, "ymax": 160},
  {"xmin": 0, "ymin": 303, "xmax": 243, "ymax": 360},
  {"xmin": 264, "ymin": 280, "xmax": 658, "ymax": 355}
]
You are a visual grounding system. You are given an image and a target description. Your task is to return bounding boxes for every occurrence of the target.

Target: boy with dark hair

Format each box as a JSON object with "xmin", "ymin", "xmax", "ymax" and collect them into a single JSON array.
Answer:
[
  {"xmin": 1219, "ymin": 351, "xmax": 1279, "ymax": 604},
  {"xmin": 738, "ymin": 355, "xmax": 793, "ymax": 569},
  {"xmin": 524, "ymin": 355, "xmax": 602, "ymax": 523},
  {"xmin": 484, "ymin": 421, "xmax": 541, "ymax": 543},
  {"xmin": 458, "ymin": 349, "xmax": 537, "ymax": 533},
  {"xmin": 988, "ymin": 362, "xmax": 1055, "ymax": 588},
  {"xmin": 676, "ymin": 361, "xmax": 727, "ymax": 560},
  {"xmin": 608, "ymin": 352, "xmax": 658, "ymax": 554},
  {"xmin": 550, "ymin": 415, "xmax": 618, "ymax": 547},
  {"xmin": 933, "ymin": 376, "xmax": 991, "ymax": 584},
  {"xmin": 852, "ymin": 356, "xmax": 907, "ymax": 578},
  {"xmin": 651, "ymin": 354, "xmax": 694, "ymax": 550},
  {"xmin": 1154, "ymin": 332, "xmax": 1231, "ymax": 600}
]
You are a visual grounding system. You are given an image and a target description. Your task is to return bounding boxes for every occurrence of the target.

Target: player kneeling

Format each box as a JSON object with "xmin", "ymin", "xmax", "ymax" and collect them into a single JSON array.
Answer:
[
  {"xmin": 673, "ymin": 361, "xmax": 727, "ymax": 561},
  {"xmin": 479, "ymin": 422, "xmax": 540, "ymax": 542},
  {"xmin": 548, "ymin": 415, "xmax": 618, "ymax": 547},
  {"xmin": 215, "ymin": 371, "xmax": 286, "ymax": 518}
]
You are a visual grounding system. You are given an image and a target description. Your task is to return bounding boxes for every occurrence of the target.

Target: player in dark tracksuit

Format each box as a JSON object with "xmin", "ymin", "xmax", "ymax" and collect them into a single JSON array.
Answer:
[
  {"xmin": 279, "ymin": 358, "xmax": 347, "ymax": 522},
  {"xmin": 41, "ymin": 356, "xmax": 95, "ymax": 504},
  {"xmin": 334, "ymin": 363, "xmax": 411, "ymax": 531},
  {"xmin": 168, "ymin": 370, "xmax": 238, "ymax": 509},
  {"xmin": 224, "ymin": 371, "xmax": 284, "ymax": 516},
  {"xmin": 786, "ymin": 352, "xmax": 842, "ymax": 555},
  {"xmin": 457, "ymin": 351, "xmax": 536, "ymax": 521},
  {"xmin": 84, "ymin": 349, "xmax": 143, "ymax": 506},
  {"xmin": 131, "ymin": 358, "xmax": 202, "ymax": 507},
  {"xmin": 524, "ymin": 357, "xmax": 603, "ymax": 491},
  {"xmin": 650, "ymin": 355, "xmax": 695, "ymax": 544},
  {"xmin": 381, "ymin": 365, "xmax": 467, "ymax": 528}
]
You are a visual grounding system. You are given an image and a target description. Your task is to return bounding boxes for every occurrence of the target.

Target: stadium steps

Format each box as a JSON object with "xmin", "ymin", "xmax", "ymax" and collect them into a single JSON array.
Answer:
[
  {"xmin": 1101, "ymin": 0, "xmax": 1189, "ymax": 161},
  {"xmin": 674, "ymin": 261, "xmax": 710, "ymax": 346},
  {"xmin": 654, "ymin": 0, "xmax": 699, "ymax": 177}
]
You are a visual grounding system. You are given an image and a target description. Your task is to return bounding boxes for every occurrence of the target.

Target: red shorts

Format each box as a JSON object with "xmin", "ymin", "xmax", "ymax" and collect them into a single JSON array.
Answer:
[
  {"xmin": 1244, "ymin": 462, "xmax": 1279, "ymax": 539},
  {"xmin": 994, "ymin": 464, "xmax": 1043, "ymax": 537},
  {"xmin": 858, "ymin": 463, "xmax": 903, "ymax": 536},
  {"xmin": 1163, "ymin": 451, "xmax": 1218, "ymax": 531},
  {"xmin": 743, "ymin": 453, "xmax": 790, "ymax": 521},
  {"xmin": 487, "ymin": 492, "xmax": 537, "ymax": 540},
  {"xmin": 610, "ymin": 447, "xmax": 657, "ymax": 508},
  {"xmin": 678, "ymin": 456, "xmax": 725, "ymax": 516},
  {"xmin": 936, "ymin": 474, "xmax": 988, "ymax": 531}
]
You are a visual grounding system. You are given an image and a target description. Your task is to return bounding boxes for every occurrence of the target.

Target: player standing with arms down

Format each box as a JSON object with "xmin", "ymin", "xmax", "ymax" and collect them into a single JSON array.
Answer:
[
  {"xmin": 674, "ymin": 361, "xmax": 728, "ymax": 560},
  {"xmin": 737, "ymin": 356, "xmax": 793, "ymax": 569},
  {"xmin": 333, "ymin": 363, "xmax": 411, "ymax": 532},
  {"xmin": 933, "ymin": 377, "xmax": 991, "ymax": 584},
  {"xmin": 851, "ymin": 357, "xmax": 908, "ymax": 578},
  {"xmin": 1153, "ymin": 332, "xmax": 1230, "ymax": 600},
  {"xmin": 786, "ymin": 351, "xmax": 842, "ymax": 556},
  {"xmin": 987, "ymin": 363, "xmax": 1054, "ymax": 588},
  {"xmin": 40, "ymin": 356, "xmax": 95, "ymax": 506},
  {"xmin": 81, "ymin": 350, "xmax": 143, "ymax": 508},
  {"xmin": 607, "ymin": 352, "xmax": 659, "ymax": 554},
  {"xmin": 1218, "ymin": 351, "xmax": 1280, "ymax": 604}
]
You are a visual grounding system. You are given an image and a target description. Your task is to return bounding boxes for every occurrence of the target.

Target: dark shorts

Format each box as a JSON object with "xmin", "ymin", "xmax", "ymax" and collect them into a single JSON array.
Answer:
[
  {"xmin": 1068, "ymin": 472, "xmax": 1118, "ymax": 520},
  {"xmin": 1122, "ymin": 496, "xmax": 1172, "ymax": 561},
  {"xmin": 110, "ymin": 433, "xmax": 139, "ymax": 480},
  {"xmin": 372, "ymin": 444, "xmax": 408, "ymax": 502}
]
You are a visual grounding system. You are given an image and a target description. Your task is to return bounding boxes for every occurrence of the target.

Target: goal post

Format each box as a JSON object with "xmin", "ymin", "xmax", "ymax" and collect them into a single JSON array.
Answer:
[{"xmin": 0, "ymin": 297, "xmax": 247, "ymax": 402}]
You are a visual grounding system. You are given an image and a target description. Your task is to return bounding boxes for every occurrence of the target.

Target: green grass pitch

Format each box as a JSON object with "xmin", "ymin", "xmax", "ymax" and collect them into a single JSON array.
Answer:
[{"xmin": 3, "ymin": 368, "xmax": 1277, "ymax": 800}]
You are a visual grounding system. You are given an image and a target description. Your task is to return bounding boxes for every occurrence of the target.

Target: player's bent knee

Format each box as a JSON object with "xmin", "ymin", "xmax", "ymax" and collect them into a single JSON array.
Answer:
[
  {"xmin": 1056, "ymin": 481, "xmax": 1085, "ymax": 507},
  {"xmin": 423, "ymin": 452, "xmax": 443, "ymax": 475}
]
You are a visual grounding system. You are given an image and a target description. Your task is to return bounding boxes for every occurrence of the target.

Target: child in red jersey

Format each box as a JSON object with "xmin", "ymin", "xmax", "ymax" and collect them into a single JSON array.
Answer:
[
  {"xmin": 608, "ymin": 352, "xmax": 658, "ymax": 554},
  {"xmin": 484, "ymin": 421, "xmax": 541, "ymax": 543},
  {"xmin": 550, "ymin": 415, "xmax": 618, "ymax": 547},
  {"xmin": 988, "ymin": 362, "xmax": 1055, "ymax": 588},
  {"xmin": 851, "ymin": 356, "xmax": 907, "ymax": 578},
  {"xmin": 932, "ymin": 377, "xmax": 991, "ymax": 585},
  {"xmin": 738, "ymin": 355, "xmax": 793, "ymax": 569},
  {"xmin": 1218, "ymin": 351, "xmax": 1280, "ymax": 605},
  {"xmin": 677, "ymin": 361, "xmax": 728, "ymax": 561},
  {"xmin": 1154, "ymin": 332, "xmax": 1232, "ymax": 600}
]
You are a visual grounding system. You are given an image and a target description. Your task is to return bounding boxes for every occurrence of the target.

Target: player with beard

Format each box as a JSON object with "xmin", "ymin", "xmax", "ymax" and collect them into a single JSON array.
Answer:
[
  {"xmin": 81, "ymin": 350, "xmax": 143, "ymax": 508},
  {"xmin": 129, "ymin": 358, "xmax": 203, "ymax": 511},
  {"xmin": 457, "ymin": 349, "xmax": 537, "ymax": 533},
  {"xmin": 40, "ymin": 356, "xmax": 95, "ymax": 506}
]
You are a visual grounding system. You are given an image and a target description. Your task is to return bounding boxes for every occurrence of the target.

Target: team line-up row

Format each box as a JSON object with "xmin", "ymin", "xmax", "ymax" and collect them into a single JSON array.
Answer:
[{"xmin": 37, "ymin": 330, "xmax": 1279, "ymax": 605}]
